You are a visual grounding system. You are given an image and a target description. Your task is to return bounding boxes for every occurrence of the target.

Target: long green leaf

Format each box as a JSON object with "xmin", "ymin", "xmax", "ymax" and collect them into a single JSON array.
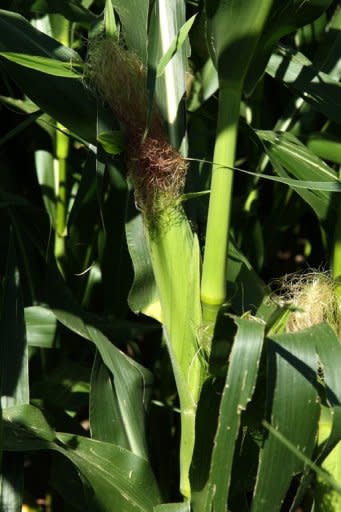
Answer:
[
  {"xmin": 31, "ymin": 0, "xmax": 96, "ymax": 23},
  {"xmin": 24, "ymin": 306, "xmax": 57, "ymax": 349},
  {"xmin": 190, "ymin": 34, "xmax": 341, "ymax": 115},
  {"xmin": 251, "ymin": 325, "xmax": 321, "ymax": 511},
  {"xmin": 0, "ymin": 110, "xmax": 42, "ymax": 147},
  {"xmin": 3, "ymin": 405, "xmax": 56, "ymax": 450},
  {"xmin": 192, "ymin": 316, "xmax": 265, "ymax": 512},
  {"xmin": 148, "ymin": 0, "xmax": 188, "ymax": 148},
  {"xmin": 113, "ymin": 0, "xmax": 149, "ymax": 64},
  {"xmin": 90, "ymin": 351, "xmax": 129, "ymax": 447},
  {"xmin": 56, "ymin": 434, "xmax": 161, "ymax": 512},
  {"xmin": 266, "ymin": 45, "xmax": 341, "ymax": 125},
  {"xmin": 3, "ymin": 405, "xmax": 161, "ymax": 512},
  {"xmin": 315, "ymin": 324, "xmax": 341, "ymax": 445},
  {"xmin": 0, "ymin": 9, "xmax": 112, "ymax": 143},
  {"xmin": 205, "ymin": 0, "xmax": 273, "ymax": 87},
  {"xmin": 0, "ymin": 235, "xmax": 29, "ymax": 512},
  {"xmin": 189, "ymin": 156, "xmax": 341, "ymax": 192},
  {"xmin": 156, "ymin": 14, "xmax": 197, "ymax": 78},
  {"xmin": 245, "ymin": 0, "xmax": 333, "ymax": 93},
  {"xmin": 126, "ymin": 212, "xmax": 161, "ymax": 320},
  {"xmin": 0, "ymin": 52, "xmax": 82, "ymax": 77},
  {"xmin": 263, "ymin": 420, "xmax": 341, "ymax": 493},
  {"xmin": 257, "ymin": 130, "xmax": 338, "ymax": 221},
  {"xmin": 154, "ymin": 504, "xmax": 190, "ymax": 512},
  {"xmin": 44, "ymin": 278, "xmax": 152, "ymax": 459}
]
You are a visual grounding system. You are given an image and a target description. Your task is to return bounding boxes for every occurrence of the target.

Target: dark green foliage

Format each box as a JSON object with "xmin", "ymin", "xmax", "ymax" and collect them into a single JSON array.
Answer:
[{"xmin": 1, "ymin": 1, "xmax": 341, "ymax": 511}]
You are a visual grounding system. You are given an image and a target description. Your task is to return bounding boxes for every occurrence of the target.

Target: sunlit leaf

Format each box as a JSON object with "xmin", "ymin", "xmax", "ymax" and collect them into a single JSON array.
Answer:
[{"xmin": 0, "ymin": 52, "xmax": 82, "ymax": 78}]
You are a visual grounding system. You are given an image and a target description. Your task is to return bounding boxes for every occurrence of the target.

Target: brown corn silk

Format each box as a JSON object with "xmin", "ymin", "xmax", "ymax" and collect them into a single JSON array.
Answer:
[{"xmin": 87, "ymin": 39, "xmax": 187, "ymax": 219}]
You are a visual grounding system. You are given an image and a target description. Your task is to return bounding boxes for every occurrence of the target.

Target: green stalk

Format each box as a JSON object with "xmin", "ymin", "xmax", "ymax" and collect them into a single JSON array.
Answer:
[
  {"xmin": 54, "ymin": 125, "xmax": 69, "ymax": 269},
  {"xmin": 53, "ymin": 17, "xmax": 70, "ymax": 271},
  {"xmin": 146, "ymin": 204, "xmax": 205, "ymax": 498},
  {"xmin": 332, "ymin": 166, "xmax": 341, "ymax": 296},
  {"xmin": 333, "ymin": 207, "xmax": 341, "ymax": 283},
  {"xmin": 201, "ymin": 86, "xmax": 241, "ymax": 325},
  {"xmin": 202, "ymin": 0, "xmax": 274, "ymax": 330}
]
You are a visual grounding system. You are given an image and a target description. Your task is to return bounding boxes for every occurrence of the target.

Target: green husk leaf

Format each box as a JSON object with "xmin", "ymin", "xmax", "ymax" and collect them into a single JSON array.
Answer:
[
  {"xmin": 104, "ymin": 0, "xmax": 117, "ymax": 39},
  {"xmin": 156, "ymin": 14, "xmax": 197, "ymax": 78},
  {"xmin": 146, "ymin": 206, "xmax": 204, "ymax": 498}
]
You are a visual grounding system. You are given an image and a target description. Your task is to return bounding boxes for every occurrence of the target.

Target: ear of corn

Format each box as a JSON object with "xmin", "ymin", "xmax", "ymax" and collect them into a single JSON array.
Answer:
[
  {"xmin": 147, "ymin": 205, "xmax": 205, "ymax": 497},
  {"xmin": 88, "ymin": 38, "xmax": 206, "ymax": 498}
]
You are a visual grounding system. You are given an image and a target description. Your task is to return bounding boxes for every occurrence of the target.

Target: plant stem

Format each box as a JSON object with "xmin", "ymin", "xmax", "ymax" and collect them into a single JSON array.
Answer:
[
  {"xmin": 333, "ymin": 167, "xmax": 341, "ymax": 300},
  {"xmin": 201, "ymin": 85, "xmax": 241, "ymax": 325},
  {"xmin": 52, "ymin": 17, "xmax": 70, "ymax": 272},
  {"xmin": 54, "ymin": 126, "xmax": 69, "ymax": 269}
]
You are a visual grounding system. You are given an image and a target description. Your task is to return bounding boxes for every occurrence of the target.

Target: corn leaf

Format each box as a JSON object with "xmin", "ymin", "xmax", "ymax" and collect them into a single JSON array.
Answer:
[
  {"xmin": 0, "ymin": 234, "xmax": 29, "ymax": 512},
  {"xmin": 104, "ymin": 0, "xmax": 117, "ymax": 39},
  {"xmin": 126, "ymin": 212, "xmax": 161, "ymax": 322},
  {"xmin": 156, "ymin": 14, "xmax": 197, "ymax": 79},
  {"xmin": 45, "ymin": 285, "xmax": 152, "ymax": 459},
  {"xmin": 90, "ymin": 351, "xmax": 130, "ymax": 447},
  {"xmin": 56, "ymin": 434, "xmax": 161, "ymax": 512},
  {"xmin": 24, "ymin": 306, "xmax": 57, "ymax": 349},
  {"xmin": 315, "ymin": 323, "xmax": 341, "ymax": 452},
  {"xmin": 205, "ymin": 0, "xmax": 273, "ymax": 87},
  {"xmin": 154, "ymin": 504, "xmax": 190, "ymax": 512},
  {"xmin": 306, "ymin": 133, "xmax": 341, "ymax": 165},
  {"xmin": 112, "ymin": 0, "xmax": 148, "ymax": 64},
  {"xmin": 3, "ymin": 405, "xmax": 56, "ymax": 449},
  {"xmin": 0, "ymin": 110, "xmax": 42, "ymax": 147},
  {"xmin": 3, "ymin": 405, "xmax": 161, "ymax": 512},
  {"xmin": 97, "ymin": 130, "xmax": 126, "ymax": 155},
  {"xmin": 30, "ymin": 0, "xmax": 96, "ymax": 23},
  {"xmin": 257, "ymin": 130, "xmax": 338, "ymax": 222},
  {"xmin": 190, "ymin": 156, "xmax": 341, "ymax": 192},
  {"xmin": 187, "ymin": 57, "xmax": 218, "ymax": 112},
  {"xmin": 148, "ymin": 0, "xmax": 189, "ymax": 148},
  {"xmin": 245, "ymin": 0, "xmax": 333, "ymax": 93},
  {"xmin": 192, "ymin": 316, "xmax": 265, "ymax": 512},
  {"xmin": 263, "ymin": 420, "xmax": 341, "ymax": 493},
  {"xmin": 266, "ymin": 45, "xmax": 341, "ymax": 125},
  {"xmin": 251, "ymin": 325, "xmax": 321, "ymax": 511},
  {"xmin": 227, "ymin": 239, "xmax": 268, "ymax": 315},
  {"xmin": 189, "ymin": 34, "xmax": 341, "ymax": 116},
  {"xmin": 0, "ymin": 52, "xmax": 82, "ymax": 77},
  {"xmin": 0, "ymin": 9, "xmax": 112, "ymax": 143}
]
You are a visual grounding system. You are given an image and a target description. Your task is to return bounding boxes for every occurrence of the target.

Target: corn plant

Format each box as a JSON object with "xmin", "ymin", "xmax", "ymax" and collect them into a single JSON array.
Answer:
[{"xmin": 1, "ymin": 1, "xmax": 341, "ymax": 511}]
